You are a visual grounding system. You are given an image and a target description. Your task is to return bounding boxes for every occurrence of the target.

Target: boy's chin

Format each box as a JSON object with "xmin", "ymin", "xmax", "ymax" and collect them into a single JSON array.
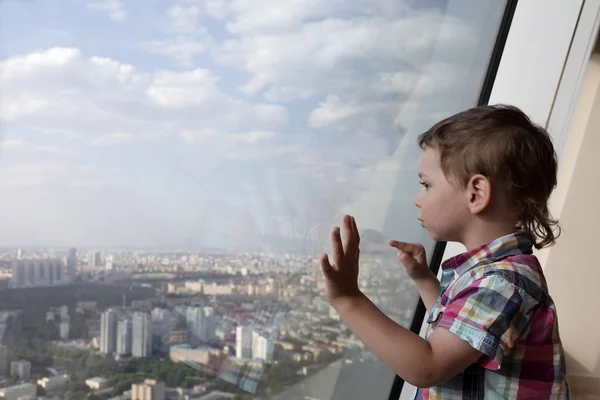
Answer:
[{"xmin": 425, "ymin": 229, "xmax": 449, "ymax": 243}]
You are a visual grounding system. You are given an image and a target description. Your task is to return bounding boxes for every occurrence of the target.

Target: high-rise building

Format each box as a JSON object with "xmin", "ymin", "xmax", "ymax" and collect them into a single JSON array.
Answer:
[
  {"xmin": 0, "ymin": 345, "xmax": 8, "ymax": 376},
  {"xmin": 0, "ymin": 311, "xmax": 22, "ymax": 345},
  {"xmin": 56, "ymin": 259, "xmax": 63, "ymax": 282},
  {"xmin": 266, "ymin": 278, "xmax": 280, "ymax": 299},
  {"xmin": 252, "ymin": 330, "xmax": 274, "ymax": 362},
  {"xmin": 151, "ymin": 308, "xmax": 173, "ymax": 348},
  {"xmin": 59, "ymin": 319, "xmax": 70, "ymax": 340},
  {"xmin": 100, "ymin": 309, "xmax": 117, "ymax": 354},
  {"xmin": 66, "ymin": 248, "xmax": 77, "ymax": 283},
  {"xmin": 185, "ymin": 307, "xmax": 217, "ymax": 347},
  {"xmin": 202, "ymin": 307, "xmax": 217, "ymax": 343},
  {"xmin": 10, "ymin": 360, "xmax": 31, "ymax": 379},
  {"xmin": 117, "ymin": 318, "xmax": 132, "ymax": 356},
  {"xmin": 131, "ymin": 379, "xmax": 165, "ymax": 400},
  {"xmin": 185, "ymin": 307, "xmax": 203, "ymax": 347},
  {"xmin": 151, "ymin": 308, "xmax": 172, "ymax": 334},
  {"xmin": 10, "ymin": 259, "xmax": 66, "ymax": 288},
  {"xmin": 45, "ymin": 260, "xmax": 55, "ymax": 285},
  {"xmin": 25, "ymin": 262, "xmax": 35, "ymax": 286},
  {"xmin": 132, "ymin": 312, "xmax": 152, "ymax": 358},
  {"xmin": 236, "ymin": 326, "xmax": 252, "ymax": 359},
  {"xmin": 235, "ymin": 326, "xmax": 253, "ymax": 359},
  {"xmin": 88, "ymin": 252, "xmax": 101, "ymax": 267},
  {"xmin": 34, "ymin": 260, "xmax": 44, "ymax": 282},
  {"xmin": 11, "ymin": 260, "xmax": 25, "ymax": 288}
]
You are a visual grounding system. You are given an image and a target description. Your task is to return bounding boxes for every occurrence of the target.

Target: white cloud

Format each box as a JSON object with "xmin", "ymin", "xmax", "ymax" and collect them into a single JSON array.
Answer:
[
  {"xmin": 143, "ymin": 36, "xmax": 209, "ymax": 67},
  {"xmin": 91, "ymin": 132, "xmax": 135, "ymax": 146},
  {"xmin": 89, "ymin": 57, "xmax": 137, "ymax": 83},
  {"xmin": 178, "ymin": 128, "xmax": 281, "ymax": 162},
  {"xmin": 0, "ymin": 161, "xmax": 68, "ymax": 188},
  {"xmin": 199, "ymin": 0, "xmax": 232, "ymax": 19},
  {"xmin": 0, "ymin": 138, "xmax": 71, "ymax": 155},
  {"xmin": 8, "ymin": 164, "xmax": 46, "ymax": 174},
  {"xmin": 1, "ymin": 139, "xmax": 26, "ymax": 149},
  {"xmin": 308, "ymin": 95, "xmax": 363, "ymax": 128},
  {"xmin": 2, "ymin": 93, "xmax": 48, "ymax": 121},
  {"xmin": 68, "ymin": 179, "xmax": 105, "ymax": 189},
  {"xmin": 0, "ymin": 46, "xmax": 291, "ymax": 200},
  {"xmin": 146, "ymin": 69, "xmax": 220, "ymax": 108},
  {"xmin": 230, "ymin": 130, "xmax": 275, "ymax": 143},
  {"xmin": 76, "ymin": 164, "xmax": 97, "ymax": 174},
  {"xmin": 166, "ymin": 4, "xmax": 202, "ymax": 34},
  {"xmin": 197, "ymin": 1, "xmax": 476, "ymax": 150},
  {"xmin": 179, "ymin": 128, "xmax": 275, "ymax": 145},
  {"xmin": 194, "ymin": 0, "xmax": 343, "ymax": 34},
  {"xmin": 217, "ymin": 14, "xmax": 472, "ymax": 101},
  {"xmin": 0, "ymin": 47, "xmax": 80, "ymax": 80},
  {"xmin": 180, "ymin": 129, "xmax": 219, "ymax": 143},
  {"xmin": 380, "ymin": 62, "xmax": 462, "ymax": 96},
  {"xmin": 1, "ymin": 47, "xmax": 288, "ymax": 135},
  {"xmin": 86, "ymin": 0, "xmax": 127, "ymax": 22},
  {"xmin": 143, "ymin": 4, "xmax": 214, "ymax": 66}
]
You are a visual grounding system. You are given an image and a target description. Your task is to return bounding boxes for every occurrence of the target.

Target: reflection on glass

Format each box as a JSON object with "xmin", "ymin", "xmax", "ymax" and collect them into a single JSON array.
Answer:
[{"xmin": 0, "ymin": 0, "xmax": 506, "ymax": 399}]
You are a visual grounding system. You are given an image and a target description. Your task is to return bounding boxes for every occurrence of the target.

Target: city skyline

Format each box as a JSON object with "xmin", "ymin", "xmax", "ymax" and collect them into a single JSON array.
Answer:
[{"xmin": 0, "ymin": 245, "xmax": 417, "ymax": 398}]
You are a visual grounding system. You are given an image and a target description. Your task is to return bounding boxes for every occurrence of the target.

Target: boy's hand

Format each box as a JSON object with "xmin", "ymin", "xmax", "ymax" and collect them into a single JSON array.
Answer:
[
  {"xmin": 389, "ymin": 241, "xmax": 440, "ymax": 311},
  {"xmin": 388, "ymin": 241, "xmax": 431, "ymax": 281},
  {"xmin": 321, "ymin": 215, "xmax": 363, "ymax": 307}
]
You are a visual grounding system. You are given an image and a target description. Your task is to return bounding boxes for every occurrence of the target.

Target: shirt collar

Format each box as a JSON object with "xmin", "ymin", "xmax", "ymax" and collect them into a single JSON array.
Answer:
[{"xmin": 442, "ymin": 232, "xmax": 533, "ymax": 277}]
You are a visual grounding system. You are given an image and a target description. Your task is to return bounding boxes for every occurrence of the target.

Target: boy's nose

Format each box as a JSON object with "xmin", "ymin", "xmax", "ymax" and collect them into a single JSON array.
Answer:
[{"xmin": 414, "ymin": 195, "xmax": 422, "ymax": 209}]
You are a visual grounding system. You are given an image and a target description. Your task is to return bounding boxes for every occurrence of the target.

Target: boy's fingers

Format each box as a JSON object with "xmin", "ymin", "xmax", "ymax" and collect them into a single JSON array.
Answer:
[
  {"xmin": 407, "ymin": 243, "xmax": 426, "ymax": 262},
  {"xmin": 331, "ymin": 227, "xmax": 343, "ymax": 269},
  {"xmin": 389, "ymin": 241, "xmax": 423, "ymax": 256},
  {"xmin": 320, "ymin": 254, "xmax": 334, "ymax": 276},
  {"xmin": 396, "ymin": 250, "xmax": 411, "ymax": 262},
  {"xmin": 342, "ymin": 215, "xmax": 354, "ymax": 252},
  {"xmin": 389, "ymin": 240, "xmax": 408, "ymax": 252},
  {"xmin": 351, "ymin": 216, "xmax": 360, "ymax": 249}
]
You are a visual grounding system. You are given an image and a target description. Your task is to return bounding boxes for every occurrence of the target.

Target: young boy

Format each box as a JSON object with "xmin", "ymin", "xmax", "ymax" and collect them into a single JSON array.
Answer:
[{"xmin": 320, "ymin": 104, "xmax": 569, "ymax": 399}]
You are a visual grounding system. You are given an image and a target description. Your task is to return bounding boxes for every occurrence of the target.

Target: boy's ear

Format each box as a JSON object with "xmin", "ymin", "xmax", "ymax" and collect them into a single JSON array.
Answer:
[{"xmin": 465, "ymin": 174, "xmax": 491, "ymax": 215}]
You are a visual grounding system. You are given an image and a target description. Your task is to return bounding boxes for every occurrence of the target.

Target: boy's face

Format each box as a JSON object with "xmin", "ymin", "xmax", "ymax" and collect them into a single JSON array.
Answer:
[{"xmin": 415, "ymin": 147, "xmax": 471, "ymax": 243}]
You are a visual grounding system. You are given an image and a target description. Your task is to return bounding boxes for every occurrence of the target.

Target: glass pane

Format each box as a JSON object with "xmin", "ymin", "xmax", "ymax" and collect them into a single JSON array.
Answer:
[{"xmin": 0, "ymin": 0, "xmax": 507, "ymax": 399}]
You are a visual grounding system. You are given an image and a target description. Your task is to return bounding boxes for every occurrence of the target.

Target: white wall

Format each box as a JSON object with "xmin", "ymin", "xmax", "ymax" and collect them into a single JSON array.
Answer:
[{"xmin": 541, "ymin": 51, "xmax": 600, "ymax": 397}]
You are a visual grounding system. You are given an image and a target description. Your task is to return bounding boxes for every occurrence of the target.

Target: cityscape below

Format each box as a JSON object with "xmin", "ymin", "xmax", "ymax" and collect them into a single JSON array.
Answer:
[{"xmin": 0, "ymin": 246, "xmax": 418, "ymax": 400}]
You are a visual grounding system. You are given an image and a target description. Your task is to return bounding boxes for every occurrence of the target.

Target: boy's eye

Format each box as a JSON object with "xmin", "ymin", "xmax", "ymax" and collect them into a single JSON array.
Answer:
[{"xmin": 419, "ymin": 181, "xmax": 429, "ymax": 190}]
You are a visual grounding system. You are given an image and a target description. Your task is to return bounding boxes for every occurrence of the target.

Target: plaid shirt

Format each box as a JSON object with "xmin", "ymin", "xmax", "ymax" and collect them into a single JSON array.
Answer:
[{"xmin": 421, "ymin": 233, "xmax": 570, "ymax": 399}]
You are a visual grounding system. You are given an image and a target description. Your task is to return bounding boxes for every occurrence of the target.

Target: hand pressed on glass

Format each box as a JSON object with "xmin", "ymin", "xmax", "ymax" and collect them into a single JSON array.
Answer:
[
  {"xmin": 320, "ymin": 215, "xmax": 362, "ymax": 307},
  {"xmin": 389, "ymin": 240, "xmax": 440, "ymax": 312},
  {"xmin": 388, "ymin": 241, "xmax": 429, "ymax": 280},
  {"xmin": 319, "ymin": 215, "xmax": 482, "ymax": 388}
]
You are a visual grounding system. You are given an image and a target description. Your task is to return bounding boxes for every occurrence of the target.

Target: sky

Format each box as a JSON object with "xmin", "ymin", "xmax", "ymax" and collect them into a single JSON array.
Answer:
[{"xmin": 0, "ymin": 0, "xmax": 505, "ymax": 251}]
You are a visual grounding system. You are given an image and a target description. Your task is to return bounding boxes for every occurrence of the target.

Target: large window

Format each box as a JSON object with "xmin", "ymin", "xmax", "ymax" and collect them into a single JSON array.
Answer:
[{"xmin": 0, "ymin": 1, "xmax": 508, "ymax": 399}]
